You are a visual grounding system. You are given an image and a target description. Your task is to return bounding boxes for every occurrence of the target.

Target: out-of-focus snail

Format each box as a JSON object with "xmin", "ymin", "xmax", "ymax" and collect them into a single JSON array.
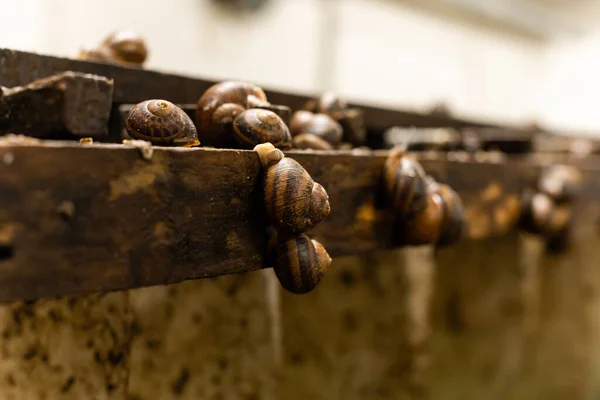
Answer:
[
  {"xmin": 289, "ymin": 111, "xmax": 343, "ymax": 147},
  {"xmin": 78, "ymin": 30, "xmax": 148, "ymax": 67},
  {"xmin": 254, "ymin": 142, "xmax": 330, "ymax": 235},
  {"xmin": 125, "ymin": 99, "xmax": 200, "ymax": 147},
  {"xmin": 196, "ymin": 81, "xmax": 291, "ymax": 148},
  {"xmin": 537, "ymin": 164, "xmax": 582, "ymax": 203},
  {"xmin": 232, "ymin": 109, "xmax": 291, "ymax": 149},
  {"xmin": 302, "ymin": 92, "xmax": 366, "ymax": 146},
  {"xmin": 292, "ymin": 133, "xmax": 333, "ymax": 150},
  {"xmin": 383, "ymin": 147, "xmax": 428, "ymax": 218},
  {"xmin": 271, "ymin": 234, "xmax": 332, "ymax": 294}
]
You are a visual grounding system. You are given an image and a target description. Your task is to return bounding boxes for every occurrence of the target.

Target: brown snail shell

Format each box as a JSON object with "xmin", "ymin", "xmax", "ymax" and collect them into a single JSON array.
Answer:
[
  {"xmin": 255, "ymin": 143, "xmax": 331, "ymax": 234},
  {"xmin": 289, "ymin": 111, "xmax": 343, "ymax": 146},
  {"xmin": 125, "ymin": 100, "xmax": 199, "ymax": 147},
  {"xmin": 384, "ymin": 147, "xmax": 428, "ymax": 217},
  {"xmin": 402, "ymin": 190, "xmax": 445, "ymax": 246},
  {"xmin": 292, "ymin": 133, "xmax": 333, "ymax": 150},
  {"xmin": 196, "ymin": 81, "xmax": 268, "ymax": 148},
  {"xmin": 435, "ymin": 183, "xmax": 466, "ymax": 247},
  {"xmin": 303, "ymin": 92, "xmax": 348, "ymax": 113},
  {"xmin": 233, "ymin": 109, "xmax": 291, "ymax": 149},
  {"xmin": 77, "ymin": 46, "xmax": 115, "ymax": 63},
  {"xmin": 102, "ymin": 31, "xmax": 148, "ymax": 65},
  {"xmin": 521, "ymin": 192, "xmax": 571, "ymax": 236},
  {"xmin": 537, "ymin": 165, "xmax": 582, "ymax": 203},
  {"xmin": 272, "ymin": 234, "xmax": 332, "ymax": 294}
]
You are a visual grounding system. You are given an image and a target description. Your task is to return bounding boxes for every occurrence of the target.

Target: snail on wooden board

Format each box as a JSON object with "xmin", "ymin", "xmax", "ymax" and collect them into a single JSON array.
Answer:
[
  {"xmin": 271, "ymin": 234, "xmax": 332, "ymax": 294},
  {"xmin": 196, "ymin": 81, "xmax": 291, "ymax": 148},
  {"xmin": 254, "ymin": 142, "xmax": 330, "ymax": 235},
  {"xmin": 292, "ymin": 133, "xmax": 333, "ymax": 151},
  {"xmin": 232, "ymin": 109, "xmax": 291, "ymax": 149},
  {"xmin": 537, "ymin": 164, "xmax": 582, "ymax": 204},
  {"xmin": 125, "ymin": 99, "xmax": 200, "ymax": 147},
  {"xmin": 289, "ymin": 111, "xmax": 343, "ymax": 147},
  {"xmin": 383, "ymin": 147, "xmax": 429, "ymax": 218},
  {"xmin": 302, "ymin": 92, "xmax": 366, "ymax": 145}
]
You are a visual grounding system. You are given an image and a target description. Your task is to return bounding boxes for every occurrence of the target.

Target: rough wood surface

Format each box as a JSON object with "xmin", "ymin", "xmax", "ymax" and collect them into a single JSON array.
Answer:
[
  {"xmin": 0, "ymin": 48, "xmax": 497, "ymax": 133},
  {"xmin": 1, "ymin": 139, "xmax": 600, "ymax": 302},
  {"xmin": 0, "ymin": 71, "xmax": 113, "ymax": 137},
  {"xmin": 278, "ymin": 249, "xmax": 433, "ymax": 400}
]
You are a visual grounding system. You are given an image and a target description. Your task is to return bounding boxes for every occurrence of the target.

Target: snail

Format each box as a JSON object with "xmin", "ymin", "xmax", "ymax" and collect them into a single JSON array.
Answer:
[
  {"xmin": 77, "ymin": 46, "xmax": 115, "ymax": 63},
  {"xmin": 196, "ymin": 81, "xmax": 291, "ymax": 148},
  {"xmin": 383, "ymin": 147, "xmax": 428, "ymax": 218},
  {"xmin": 292, "ymin": 133, "xmax": 333, "ymax": 150},
  {"xmin": 302, "ymin": 93, "xmax": 366, "ymax": 145},
  {"xmin": 232, "ymin": 109, "xmax": 291, "ymax": 149},
  {"xmin": 520, "ymin": 191, "xmax": 571, "ymax": 236},
  {"xmin": 102, "ymin": 31, "xmax": 148, "ymax": 65},
  {"xmin": 401, "ymin": 181, "xmax": 465, "ymax": 247},
  {"xmin": 254, "ymin": 142, "xmax": 331, "ymax": 234},
  {"xmin": 537, "ymin": 164, "xmax": 582, "ymax": 203},
  {"xmin": 289, "ymin": 111, "xmax": 343, "ymax": 146},
  {"xmin": 271, "ymin": 234, "xmax": 332, "ymax": 294},
  {"xmin": 125, "ymin": 99, "xmax": 200, "ymax": 147}
]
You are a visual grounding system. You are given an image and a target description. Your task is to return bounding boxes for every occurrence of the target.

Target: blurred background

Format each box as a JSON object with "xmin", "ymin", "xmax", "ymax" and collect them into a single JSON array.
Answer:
[{"xmin": 1, "ymin": 0, "xmax": 599, "ymax": 134}]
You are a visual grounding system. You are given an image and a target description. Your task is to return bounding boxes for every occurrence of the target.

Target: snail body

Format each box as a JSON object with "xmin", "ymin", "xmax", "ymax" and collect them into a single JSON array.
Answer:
[
  {"xmin": 255, "ymin": 143, "xmax": 331, "ymax": 234},
  {"xmin": 125, "ymin": 100, "xmax": 199, "ymax": 147},
  {"xmin": 233, "ymin": 109, "xmax": 291, "ymax": 149},
  {"xmin": 272, "ymin": 235, "xmax": 332, "ymax": 294},
  {"xmin": 384, "ymin": 147, "xmax": 428, "ymax": 217},
  {"xmin": 289, "ymin": 111, "xmax": 343, "ymax": 146}
]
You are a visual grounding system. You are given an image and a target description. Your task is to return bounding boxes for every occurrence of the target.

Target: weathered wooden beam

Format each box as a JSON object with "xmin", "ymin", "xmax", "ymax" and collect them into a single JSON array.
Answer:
[
  {"xmin": 0, "ymin": 138, "xmax": 599, "ymax": 303},
  {"xmin": 0, "ymin": 71, "xmax": 113, "ymax": 138},
  {"xmin": 0, "ymin": 48, "xmax": 497, "ymax": 133}
]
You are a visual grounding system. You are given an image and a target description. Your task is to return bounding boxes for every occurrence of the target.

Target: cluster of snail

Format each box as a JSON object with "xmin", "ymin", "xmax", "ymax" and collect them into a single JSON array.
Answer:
[
  {"xmin": 78, "ymin": 31, "xmax": 148, "ymax": 67},
  {"xmin": 520, "ymin": 164, "xmax": 582, "ymax": 249},
  {"xmin": 255, "ymin": 142, "xmax": 332, "ymax": 294},
  {"xmin": 122, "ymin": 80, "xmax": 365, "ymax": 151},
  {"xmin": 384, "ymin": 147, "xmax": 465, "ymax": 248}
]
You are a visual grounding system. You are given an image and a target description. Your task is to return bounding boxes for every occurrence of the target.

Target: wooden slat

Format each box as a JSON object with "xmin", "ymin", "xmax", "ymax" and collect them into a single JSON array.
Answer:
[
  {"xmin": 0, "ymin": 48, "xmax": 497, "ymax": 133},
  {"xmin": 0, "ymin": 139, "xmax": 599, "ymax": 303}
]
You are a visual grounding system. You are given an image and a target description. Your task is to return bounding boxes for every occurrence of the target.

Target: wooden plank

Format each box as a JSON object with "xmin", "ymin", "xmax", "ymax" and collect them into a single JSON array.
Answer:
[
  {"xmin": 0, "ymin": 48, "xmax": 497, "ymax": 133},
  {"xmin": 0, "ymin": 71, "xmax": 113, "ymax": 138},
  {"xmin": 1, "ymin": 139, "xmax": 600, "ymax": 302}
]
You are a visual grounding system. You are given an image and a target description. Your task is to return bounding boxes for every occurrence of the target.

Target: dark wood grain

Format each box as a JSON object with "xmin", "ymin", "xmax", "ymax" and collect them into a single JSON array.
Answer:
[
  {"xmin": 1, "ymin": 139, "xmax": 600, "ymax": 302},
  {"xmin": 0, "ymin": 48, "xmax": 497, "ymax": 134},
  {"xmin": 0, "ymin": 71, "xmax": 113, "ymax": 137}
]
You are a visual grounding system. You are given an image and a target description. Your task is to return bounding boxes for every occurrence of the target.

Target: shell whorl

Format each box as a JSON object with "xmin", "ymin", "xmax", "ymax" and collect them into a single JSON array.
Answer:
[
  {"xmin": 233, "ymin": 109, "xmax": 291, "ymax": 149},
  {"xmin": 272, "ymin": 235, "xmax": 332, "ymax": 294},
  {"xmin": 125, "ymin": 100, "xmax": 199, "ymax": 146},
  {"xmin": 384, "ymin": 149, "xmax": 428, "ymax": 217},
  {"xmin": 289, "ymin": 111, "xmax": 343, "ymax": 146},
  {"xmin": 263, "ymin": 156, "xmax": 330, "ymax": 234}
]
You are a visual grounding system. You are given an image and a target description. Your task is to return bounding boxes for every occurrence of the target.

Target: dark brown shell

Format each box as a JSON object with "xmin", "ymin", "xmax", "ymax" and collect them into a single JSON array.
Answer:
[
  {"xmin": 272, "ymin": 235, "xmax": 332, "ymax": 294},
  {"xmin": 196, "ymin": 81, "xmax": 267, "ymax": 148},
  {"xmin": 537, "ymin": 165, "xmax": 582, "ymax": 203},
  {"xmin": 384, "ymin": 148, "xmax": 428, "ymax": 217},
  {"xmin": 289, "ymin": 111, "xmax": 343, "ymax": 146},
  {"xmin": 233, "ymin": 109, "xmax": 291, "ymax": 149},
  {"xmin": 402, "ymin": 190, "xmax": 445, "ymax": 246},
  {"xmin": 292, "ymin": 133, "xmax": 333, "ymax": 150},
  {"xmin": 264, "ymin": 156, "xmax": 330, "ymax": 234},
  {"xmin": 103, "ymin": 31, "xmax": 148, "ymax": 65},
  {"xmin": 435, "ymin": 183, "xmax": 466, "ymax": 247},
  {"xmin": 125, "ymin": 100, "xmax": 199, "ymax": 147}
]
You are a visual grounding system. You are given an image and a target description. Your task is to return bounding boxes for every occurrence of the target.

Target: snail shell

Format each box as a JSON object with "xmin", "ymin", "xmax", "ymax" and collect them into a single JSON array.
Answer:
[
  {"xmin": 303, "ymin": 92, "xmax": 348, "ymax": 113},
  {"xmin": 538, "ymin": 165, "xmax": 582, "ymax": 203},
  {"xmin": 435, "ymin": 183, "xmax": 466, "ymax": 247},
  {"xmin": 125, "ymin": 100, "xmax": 200, "ymax": 147},
  {"xmin": 384, "ymin": 147, "xmax": 428, "ymax": 217},
  {"xmin": 233, "ymin": 109, "xmax": 291, "ymax": 149},
  {"xmin": 196, "ymin": 81, "xmax": 268, "ymax": 148},
  {"xmin": 292, "ymin": 133, "xmax": 333, "ymax": 150},
  {"xmin": 402, "ymin": 190, "xmax": 445, "ymax": 246},
  {"xmin": 77, "ymin": 46, "xmax": 115, "ymax": 63},
  {"xmin": 272, "ymin": 234, "xmax": 332, "ymax": 294},
  {"xmin": 255, "ymin": 143, "xmax": 331, "ymax": 234},
  {"xmin": 289, "ymin": 111, "xmax": 343, "ymax": 146},
  {"xmin": 521, "ymin": 192, "xmax": 571, "ymax": 236},
  {"xmin": 102, "ymin": 31, "xmax": 148, "ymax": 65}
]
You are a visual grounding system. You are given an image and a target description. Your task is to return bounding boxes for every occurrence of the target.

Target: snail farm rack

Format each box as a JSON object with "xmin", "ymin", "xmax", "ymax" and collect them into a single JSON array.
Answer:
[{"xmin": 1, "ymin": 48, "xmax": 600, "ymax": 399}]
